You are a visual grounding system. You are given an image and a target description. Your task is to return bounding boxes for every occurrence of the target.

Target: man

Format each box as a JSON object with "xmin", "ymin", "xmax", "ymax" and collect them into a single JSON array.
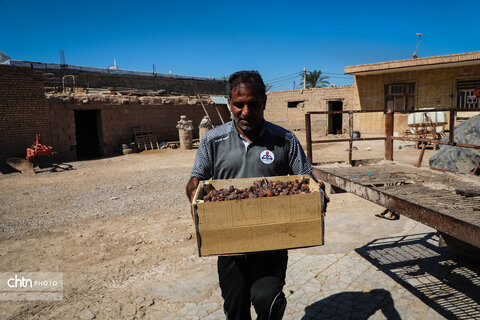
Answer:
[{"xmin": 186, "ymin": 70, "xmax": 316, "ymax": 320}]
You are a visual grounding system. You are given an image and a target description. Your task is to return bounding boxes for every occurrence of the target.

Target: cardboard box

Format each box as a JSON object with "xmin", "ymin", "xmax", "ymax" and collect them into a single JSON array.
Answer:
[{"xmin": 192, "ymin": 175, "xmax": 325, "ymax": 257}]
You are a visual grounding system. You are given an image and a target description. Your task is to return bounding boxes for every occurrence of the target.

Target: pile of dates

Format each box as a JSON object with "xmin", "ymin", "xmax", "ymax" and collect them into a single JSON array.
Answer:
[{"xmin": 202, "ymin": 178, "xmax": 311, "ymax": 202}]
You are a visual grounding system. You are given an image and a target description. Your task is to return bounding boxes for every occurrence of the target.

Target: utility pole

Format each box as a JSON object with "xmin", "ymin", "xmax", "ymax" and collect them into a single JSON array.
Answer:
[
  {"xmin": 413, "ymin": 33, "xmax": 422, "ymax": 59},
  {"xmin": 303, "ymin": 68, "xmax": 306, "ymax": 90},
  {"xmin": 293, "ymin": 80, "xmax": 295, "ymax": 90}
]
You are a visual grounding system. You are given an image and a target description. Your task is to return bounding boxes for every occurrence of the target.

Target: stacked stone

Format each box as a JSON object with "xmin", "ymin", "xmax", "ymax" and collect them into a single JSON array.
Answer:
[
  {"xmin": 198, "ymin": 116, "xmax": 213, "ymax": 140},
  {"xmin": 176, "ymin": 115, "xmax": 194, "ymax": 150}
]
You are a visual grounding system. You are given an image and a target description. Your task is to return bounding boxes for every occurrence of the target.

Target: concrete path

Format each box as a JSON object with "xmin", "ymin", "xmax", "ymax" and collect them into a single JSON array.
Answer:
[{"xmin": 144, "ymin": 193, "xmax": 480, "ymax": 320}]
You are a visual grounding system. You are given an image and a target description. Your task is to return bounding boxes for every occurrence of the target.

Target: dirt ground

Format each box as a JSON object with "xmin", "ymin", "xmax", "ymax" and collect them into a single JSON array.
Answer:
[{"xmin": 0, "ymin": 139, "xmax": 446, "ymax": 319}]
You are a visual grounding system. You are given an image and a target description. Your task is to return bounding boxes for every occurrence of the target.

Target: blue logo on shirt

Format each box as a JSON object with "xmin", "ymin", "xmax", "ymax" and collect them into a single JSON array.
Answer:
[{"xmin": 260, "ymin": 150, "xmax": 275, "ymax": 164}]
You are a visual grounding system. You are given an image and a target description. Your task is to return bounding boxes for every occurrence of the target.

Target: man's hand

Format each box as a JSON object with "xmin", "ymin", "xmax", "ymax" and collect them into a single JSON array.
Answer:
[
  {"xmin": 186, "ymin": 176, "xmax": 200, "ymax": 218},
  {"xmin": 311, "ymin": 168, "xmax": 330, "ymax": 212}
]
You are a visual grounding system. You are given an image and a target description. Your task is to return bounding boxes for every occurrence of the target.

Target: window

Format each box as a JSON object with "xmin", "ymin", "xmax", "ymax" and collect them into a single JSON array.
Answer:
[
  {"xmin": 385, "ymin": 83, "xmax": 415, "ymax": 110},
  {"xmin": 457, "ymin": 79, "xmax": 480, "ymax": 109},
  {"xmin": 388, "ymin": 84, "xmax": 403, "ymax": 95},
  {"xmin": 287, "ymin": 101, "xmax": 305, "ymax": 108}
]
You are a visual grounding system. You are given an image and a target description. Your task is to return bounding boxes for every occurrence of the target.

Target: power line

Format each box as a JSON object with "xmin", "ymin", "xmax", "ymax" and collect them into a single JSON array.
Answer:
[
  {"xmin": 265, "ymin": 69, "xmax": 353, "ymax": 91},
  {"xmin": 266, "ymin": 75, "xmax": 298, "ymax": 85},
  {"xmin": 265, "ymin": 72, "xmax": 300, "ymax": 83},
  {"xmin": 268, "ymin": 77, "xmax": 298, "ymax": 87}
]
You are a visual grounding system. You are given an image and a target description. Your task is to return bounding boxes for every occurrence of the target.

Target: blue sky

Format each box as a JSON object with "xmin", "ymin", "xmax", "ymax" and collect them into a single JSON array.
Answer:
[{"xmin": 1, "ymin": 0, "xmax": 478, "ymax": 90}]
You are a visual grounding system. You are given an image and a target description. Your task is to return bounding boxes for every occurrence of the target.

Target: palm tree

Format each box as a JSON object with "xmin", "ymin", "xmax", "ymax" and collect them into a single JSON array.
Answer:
[
  {"xmin": 265, "ymin": 84, "xmax": 273, "ymax": 92},
  {"xmin": 299, "ymin": 70, "xmax": 329, "ymax": 88}
]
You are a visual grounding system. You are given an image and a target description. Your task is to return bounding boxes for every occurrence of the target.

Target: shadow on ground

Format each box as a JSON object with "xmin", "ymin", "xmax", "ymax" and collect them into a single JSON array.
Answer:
[
  {"xmin": 301, "ymin": 288, "xmax": 401, "ymax": 320},
  {"xmin": 299, "ymin": 232, "xmax": 480, "ymax": 319},
  {"xmin": 34, "ymin": 162, "xmax": 74, "ymax": 173},
  {"xmin": 353, "ymin": 232, "xmax": 480, "ymax": 320}
]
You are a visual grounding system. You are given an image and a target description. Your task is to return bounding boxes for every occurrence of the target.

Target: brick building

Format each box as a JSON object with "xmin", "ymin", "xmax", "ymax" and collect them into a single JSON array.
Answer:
[
  {"xmin": 266, "ymin": 51, "xmax": 480, "ymax": 138},
  {"xmin": 265, "ymin": 86, "xmax": 355, "ymax": 136},
  {"xmin": 0, "ymin": 64, "xmax": 228, "ymax": 163},
  {"xmin": 346, "ymin": 51, "xmax": 480, "ymax": 136},
  {"xmin": 0, "ymin": 65, "xmax": 54, "ymax": 163}
]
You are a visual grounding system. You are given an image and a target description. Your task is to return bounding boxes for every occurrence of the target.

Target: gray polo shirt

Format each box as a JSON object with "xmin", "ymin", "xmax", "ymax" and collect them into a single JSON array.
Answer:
[{"xmin": 191, "ymin": 120, "xmax": 312, "ymax": 180}]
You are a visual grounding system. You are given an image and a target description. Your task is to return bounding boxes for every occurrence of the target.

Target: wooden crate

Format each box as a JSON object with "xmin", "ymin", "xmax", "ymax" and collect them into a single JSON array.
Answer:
[{"xmin": 192, "ymin": 175, "xmax": 325, "ymax": 257}]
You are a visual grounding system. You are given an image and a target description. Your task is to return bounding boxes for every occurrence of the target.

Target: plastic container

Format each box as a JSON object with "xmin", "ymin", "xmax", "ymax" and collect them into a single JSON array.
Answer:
[{"xmin": 408, "ymin": 109, "xmax": 446, "ymax": 134}]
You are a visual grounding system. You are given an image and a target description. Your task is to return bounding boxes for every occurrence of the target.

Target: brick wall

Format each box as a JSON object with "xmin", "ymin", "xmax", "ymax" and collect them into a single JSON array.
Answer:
[
  {"xmin": 49, "ymin": 101, "xmax": 231, "ymax": 158},
  {"xmin": 0, "ymin": 65, "xmax": 52, "ymax": 161},
  {"xmin": 0, "ymin": 64, "xmax": 230, "ymax": 163},
  {"xmin": 352, "ymin": 64, "xmax": 480, "ymax": 135},
  {"xmin": 41, "ymin": 68, "xmax": 227, "ymax": 95},
  {"xmin": 265, "ymin": 86, "xmax": 355, "ymax": 136}
]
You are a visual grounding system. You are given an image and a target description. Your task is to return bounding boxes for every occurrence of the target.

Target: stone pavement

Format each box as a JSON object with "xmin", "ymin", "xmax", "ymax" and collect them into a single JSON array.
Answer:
[{"xmin": 143, "ymin": 193, "xmax": 480, "ymax": 320}]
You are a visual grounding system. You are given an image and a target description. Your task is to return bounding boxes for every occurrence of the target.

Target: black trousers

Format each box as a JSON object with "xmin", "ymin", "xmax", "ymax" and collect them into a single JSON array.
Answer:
[{"xmin": 218, "ymin": 250, "xmax": 288, "ymax": 320}]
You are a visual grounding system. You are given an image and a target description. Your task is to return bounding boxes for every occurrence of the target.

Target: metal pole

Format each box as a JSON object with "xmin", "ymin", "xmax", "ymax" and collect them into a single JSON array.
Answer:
[
  {"xmin": 385, "ymin": 109, "xmax": 394, "ymax": 161},
  {"xmin": 415, "ymin": 142, "xmax": 426, "ymax": 167},
  {"xmin": 449, "ymin": 110, "xmax": 455, "ymax": 145},
  {"xmin": 215, "ymin": 106, "xmax": 225, "ymax": 124},
  {"xmin": 348, "ymin": 111, "xmax": 353, "ymax": 166},
  {"xmin": 305, "ymin": 113, "xmax": 313, "ymax": 164},
  {"xmin": 303, "ymin": 68, "xmax": 306, "ymax": 90},
  {"xmin": 197, "ymin": 94, "xmax": 214, "ymax": 128}
]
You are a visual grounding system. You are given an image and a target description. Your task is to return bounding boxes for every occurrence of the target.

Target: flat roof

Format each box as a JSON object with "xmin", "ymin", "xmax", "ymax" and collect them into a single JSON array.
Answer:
[
  {"xmin": 345, "ymin": 51, "xmax": 480, "ymax": 76},
  {"xmin": 2, "ymin": 59, "xmax": 225, "ymax": 82}
]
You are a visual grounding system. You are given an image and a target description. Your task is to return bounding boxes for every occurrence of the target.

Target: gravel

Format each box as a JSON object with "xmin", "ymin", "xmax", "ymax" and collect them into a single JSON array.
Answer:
[{"xmin": 0, "ymin": 156, "xmax": 192, "ymax": 241}]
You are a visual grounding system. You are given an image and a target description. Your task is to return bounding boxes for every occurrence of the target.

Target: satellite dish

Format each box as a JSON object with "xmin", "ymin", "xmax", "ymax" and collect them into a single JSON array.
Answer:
[{"xmin": 108, "ymin": 58, "xmax": 119, "ymax": 70}]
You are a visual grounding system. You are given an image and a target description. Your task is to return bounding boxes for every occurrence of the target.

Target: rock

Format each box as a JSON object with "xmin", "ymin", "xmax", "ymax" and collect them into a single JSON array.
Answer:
[
  {"xmin": 429, "ymin": 114, "xmax": 480, "ymax": 173},
  {"xmin": 6, "ymin": 157, "xmax": 34, "ymax": 174},
  {"xmin": 110, "ymin": 196, "xmax": 119, "ymax": 200},
  {"xmin": 122, "ymin": 303, "xmax": 137, "ymax": 317},
  {"xmin": 143, "ymin": 298, "xmax": 154, "ymax": 307},
  {"xmin": 78, "ymin": 308, "xmax": 95, "ymax": 320}
]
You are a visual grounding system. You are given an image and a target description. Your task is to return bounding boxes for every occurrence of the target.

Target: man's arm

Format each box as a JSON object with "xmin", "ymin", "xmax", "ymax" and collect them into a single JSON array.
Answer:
[{"xmin": 186, "ymin": 176, "xmax": 200, "ymax": 203}]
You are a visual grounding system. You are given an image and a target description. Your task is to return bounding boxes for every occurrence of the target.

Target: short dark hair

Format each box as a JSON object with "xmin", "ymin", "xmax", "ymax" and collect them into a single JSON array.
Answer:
[{"xmin": 227, "ymin": 70, "xmax": 266, "ymax": 99}]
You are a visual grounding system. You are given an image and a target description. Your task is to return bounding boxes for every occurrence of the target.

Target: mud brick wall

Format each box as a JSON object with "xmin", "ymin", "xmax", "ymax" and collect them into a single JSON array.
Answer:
[
  {"xmin": 0, "ymin": 65, "xmax": 52, "ymax": 161},
  {"xmin": 42, "ymin": 68, "xmax": 227, "ymax": 95},
  {"xmin": 352, "ymin": 64, "xmax": 480, "ymax": 135},
  {"xmin": 49, "ymin": 106, "xmax": 76, "ymax": 159},
  {"xmin": 49, "ymin": 101, "xmax": 231, "ymax": 158},
  {"xmin": 265, "ymin": 86, "xmax": 355, "ymax": 136}
]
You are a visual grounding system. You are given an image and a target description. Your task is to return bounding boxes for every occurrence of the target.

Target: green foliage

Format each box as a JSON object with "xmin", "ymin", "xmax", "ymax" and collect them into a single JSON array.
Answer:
[
  {"xmin": 265, "ymin": 84, "xmax": 273, "ymax": 92},
  {"xmin": 299, "ymin": 70, "xmax": 330, "ymax": 88}
]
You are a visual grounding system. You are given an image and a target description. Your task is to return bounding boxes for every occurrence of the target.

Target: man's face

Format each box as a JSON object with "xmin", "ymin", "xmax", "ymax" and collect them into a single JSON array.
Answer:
[{"xmin": 230, "ymin": 84, "xmax": 266, "ymax": 137}]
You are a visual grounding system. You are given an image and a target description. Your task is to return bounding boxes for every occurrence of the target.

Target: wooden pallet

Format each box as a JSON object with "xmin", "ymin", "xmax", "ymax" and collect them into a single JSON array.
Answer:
[{"xmin": 132, "ymin": 125, "xmax": 160, "ymax": 151}]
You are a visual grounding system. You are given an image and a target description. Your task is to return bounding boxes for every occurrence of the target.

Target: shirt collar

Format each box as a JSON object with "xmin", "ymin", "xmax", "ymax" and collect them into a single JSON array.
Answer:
[{"xmin": 231, "ymin": 119, "xmax": 266, "ymax": 143}]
